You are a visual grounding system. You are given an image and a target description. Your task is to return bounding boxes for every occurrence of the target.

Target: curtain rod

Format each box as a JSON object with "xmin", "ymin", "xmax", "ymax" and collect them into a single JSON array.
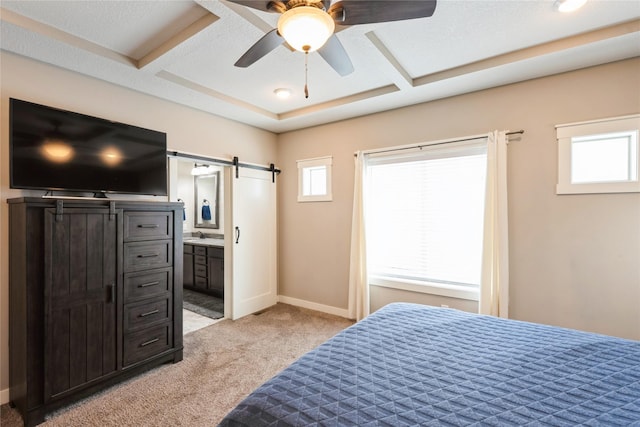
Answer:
[{"xmin": 354, "ymin": 130, "xmax": 525, "ymax": 157}]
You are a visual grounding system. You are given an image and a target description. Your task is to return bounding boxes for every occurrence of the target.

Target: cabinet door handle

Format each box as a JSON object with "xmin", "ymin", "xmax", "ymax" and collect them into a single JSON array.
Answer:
[
  {"xmin": 137, "ymin": 253, "xmax": 158, "ymax": 258},
  {"xmin": 235, "ymin": 226, "xmax": 240, "ymax": 244},
  {"xmin": 139, "ymin": 309, "xmax": 159, "ymax": 318},
  {"xmin": 138, "ymin": 281, "xmax": 160, "ymax": 288},
  {"xmin": 140, "ymin": 337, "xmax": 159, "ymax": 347},
  {"xmin": 137, "ymin": 224, "xmax": 159, "ymax": 229}
]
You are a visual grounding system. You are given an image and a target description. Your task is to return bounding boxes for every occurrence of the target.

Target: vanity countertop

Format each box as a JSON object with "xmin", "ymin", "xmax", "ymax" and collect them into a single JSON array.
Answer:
[{"xmin": 183, "ymin": 237, "xmax": 224, "ymax": 248}]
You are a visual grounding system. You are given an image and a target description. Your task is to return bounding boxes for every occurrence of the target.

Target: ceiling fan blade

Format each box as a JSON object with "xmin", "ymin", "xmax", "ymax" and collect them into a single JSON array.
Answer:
[
  {"xmin": 224, "ymin": 0, "xmax": 280, "ymax": 13},
  {"xmin": 318, "ymin": 35, "xmax": 354, "ymax": 76},
  {"xmin": 329, "ymin": 0, "xmax": 437, "ymax": 25},
  {"xmin": 235, "ymin": 29, "xmax": 285, "ymax": 68}
]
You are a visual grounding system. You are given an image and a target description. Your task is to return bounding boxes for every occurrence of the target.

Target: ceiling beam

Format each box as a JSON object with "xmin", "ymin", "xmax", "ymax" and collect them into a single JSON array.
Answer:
[
  {"xmin": 414, "ymin": 18, "xmax": 640, "ymax": 87},
  {"xmin": 156, "ymin": 70, "xmax": 278, "ymax": 119},
  {"xmin": 137, "ymin": 13, "xmax": 220, "ymax": 70},
  {"xmin": 365, "ymin": 31, "xmax": 413, "ymax": 89},
  {"xmin": 0, "ymin": 7, "xmax": 136, "ymax": 67}
]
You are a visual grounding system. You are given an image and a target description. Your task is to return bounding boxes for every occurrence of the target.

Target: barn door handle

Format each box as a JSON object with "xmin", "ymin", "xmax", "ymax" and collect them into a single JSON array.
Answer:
[
  {"xmin": 235, "ymin": 226, "xmax": 240, "ymax": 244},
  {"xmin": 107, "ymin": 284, "xmax": 115, "ymax": 303}
]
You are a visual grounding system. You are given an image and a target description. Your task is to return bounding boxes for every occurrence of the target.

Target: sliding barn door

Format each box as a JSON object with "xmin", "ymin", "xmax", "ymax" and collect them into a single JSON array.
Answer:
[{"xmin": 230, "ymin": 167, "xmax": 277, "ymax": 320}]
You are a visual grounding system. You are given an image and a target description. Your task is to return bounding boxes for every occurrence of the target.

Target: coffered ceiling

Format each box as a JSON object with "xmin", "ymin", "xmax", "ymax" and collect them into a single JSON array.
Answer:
[{"xmin": 1, "ymin": 0, "xmax": 639, "ymax": 133}]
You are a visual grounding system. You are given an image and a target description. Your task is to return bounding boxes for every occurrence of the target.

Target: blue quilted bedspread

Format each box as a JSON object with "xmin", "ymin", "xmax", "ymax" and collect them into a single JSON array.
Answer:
[{"xmin": 219, "ymin": 303, "xmax": 640, "ymax": 426}]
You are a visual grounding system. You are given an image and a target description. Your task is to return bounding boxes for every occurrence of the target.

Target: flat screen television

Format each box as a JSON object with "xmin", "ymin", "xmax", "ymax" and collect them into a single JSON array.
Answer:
[{"xmin": 10, "ymin": 98, "xmax": 168, "ymax": 196}]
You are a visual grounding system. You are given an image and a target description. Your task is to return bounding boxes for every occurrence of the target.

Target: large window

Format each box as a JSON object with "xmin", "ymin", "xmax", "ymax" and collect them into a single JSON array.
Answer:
[{"xmin": 365, "ymin": 141, "xmax": 487, "ymax": 299}]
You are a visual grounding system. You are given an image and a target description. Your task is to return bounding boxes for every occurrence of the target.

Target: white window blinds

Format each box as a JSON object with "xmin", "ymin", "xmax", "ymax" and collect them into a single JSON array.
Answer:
[{"xmin": 365, "ymin": 140, "xmax": 488, "ymax": 288}]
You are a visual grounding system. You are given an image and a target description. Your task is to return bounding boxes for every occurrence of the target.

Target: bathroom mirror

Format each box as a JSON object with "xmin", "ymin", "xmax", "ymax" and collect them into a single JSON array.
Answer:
[{"xmin": 194, "ymin": 172, "xmax": 219, "ymax": 229}]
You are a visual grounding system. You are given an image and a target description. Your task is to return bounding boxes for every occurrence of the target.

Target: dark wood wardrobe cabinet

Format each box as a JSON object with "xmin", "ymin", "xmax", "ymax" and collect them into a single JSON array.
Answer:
[{"xmin": 8, "ymin": 198, "xmax": 184, "ymax": 427}]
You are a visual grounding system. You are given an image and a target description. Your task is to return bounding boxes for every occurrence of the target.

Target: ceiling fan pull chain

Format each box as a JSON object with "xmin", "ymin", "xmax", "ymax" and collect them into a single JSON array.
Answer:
[{"xmin": 304, "ymin": 51, "xmax": 309, "ymax": 99}]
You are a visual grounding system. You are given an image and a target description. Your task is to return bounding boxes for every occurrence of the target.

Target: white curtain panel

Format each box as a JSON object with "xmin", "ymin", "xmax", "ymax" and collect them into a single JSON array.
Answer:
[
  {"xmin": 479, "ymin": 130, "xmax": 510, "ymax": 317},
  {"xmin": 347, "ymin": 152, "xmax": 370, "ymax": 320}
]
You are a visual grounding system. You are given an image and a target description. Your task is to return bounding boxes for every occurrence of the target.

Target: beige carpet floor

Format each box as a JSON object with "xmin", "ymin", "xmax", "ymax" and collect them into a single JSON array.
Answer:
[{"xmin": 1, "ymin": 303, "xmax": 354, "ymax": 426}]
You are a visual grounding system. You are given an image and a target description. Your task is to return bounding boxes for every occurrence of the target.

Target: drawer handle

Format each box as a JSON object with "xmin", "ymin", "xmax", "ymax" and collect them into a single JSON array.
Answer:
[
  {"xmin": 138, "ymin": 281, "xmax": 160, "ymax": 288},
  {"xmin": 137, "ymin": 224, "xmax": 159, "ymax": 229},
  {"xmin": 137, "ymin": 253, "xmax": 158, "ymax": 258},
  {"xmin": 139, "ymin": 309, "xmax": 160, "ymax": 318},
  {"xmin": 140, "ymin": 337, "xmax": 160, "ymax": 347}
]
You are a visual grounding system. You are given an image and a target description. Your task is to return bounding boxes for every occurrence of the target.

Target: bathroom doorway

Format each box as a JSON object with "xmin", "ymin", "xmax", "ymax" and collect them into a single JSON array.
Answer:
[{"xmin": 170, "ymin": 157, "xmax": 226, "ymax": 330}]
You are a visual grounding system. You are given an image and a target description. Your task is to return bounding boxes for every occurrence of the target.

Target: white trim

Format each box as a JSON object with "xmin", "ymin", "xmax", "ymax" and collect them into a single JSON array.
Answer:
[
  {"xmin": 369, "ymin": 276, "xmax": 479, "ymax": 302},
  {"xmin": 1, "ymin": 387, "xmax": 9, "ymax": 405},
  {"xmin": 557, "ymin": 181, "xmax": 640, "ymax": 194},
  {"xmin": 278, "ymin": 295, "xmax": 351, "ymax": 319},
  {"xmin": 555, "ymin": 114, "xmax": 640, "ymax": 130},
  {"xmin": 295, "ymin": 156, "xmax": 333, "ymax": 165}
]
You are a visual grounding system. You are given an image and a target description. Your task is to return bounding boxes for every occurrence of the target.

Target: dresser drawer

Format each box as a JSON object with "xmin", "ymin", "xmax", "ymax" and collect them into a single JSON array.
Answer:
[
  {"xmin": 124, "ymin": 240, "xmax": 172, "ymax": 272},
  {"xmin": 194, "ymin": 255, "xmax": 206, "ymax": 265},
  {"xmin": 194, "ymin": 246, "xmax": 207, "ymax": 256},
  {"xmin": 124, "ymin": 297, "xmax": 171, "ymax": 332},
  {"xmin": 124, "ymin": 268, "xmax": 172, "ymax": 302},
  {"xmin": 123, "ymin": 324, "xmax": 172, "ymax": 367},
  {"xmin": 124, "ymin": 212, "xmax": 172, "ymax": 242}
]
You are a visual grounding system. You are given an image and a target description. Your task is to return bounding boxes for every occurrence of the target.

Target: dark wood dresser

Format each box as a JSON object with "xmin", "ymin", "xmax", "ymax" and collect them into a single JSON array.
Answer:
[{"xmin": 8, "ymin": 198, "xmax": 183, "ymax": 427}]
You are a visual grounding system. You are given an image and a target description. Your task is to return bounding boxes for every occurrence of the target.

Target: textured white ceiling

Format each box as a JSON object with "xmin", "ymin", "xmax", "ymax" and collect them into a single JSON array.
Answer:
[{"xmin": 1, "ymin": 0, "xmax": 639, "ymax": 133}]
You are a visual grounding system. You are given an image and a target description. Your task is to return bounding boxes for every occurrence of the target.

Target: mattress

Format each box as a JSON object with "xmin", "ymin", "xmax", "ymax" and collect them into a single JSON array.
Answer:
[{"xmin": 219, "ymin": 303, "xmax": 640, "ymax": 426}]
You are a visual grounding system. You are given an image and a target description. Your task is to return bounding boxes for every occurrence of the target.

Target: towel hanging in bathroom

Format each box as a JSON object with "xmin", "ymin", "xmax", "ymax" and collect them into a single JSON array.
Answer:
[
  {"xmin": 202, "ymin": 199, "xmax": 212, "ymax": 221},
  {"xmin": 178, "ymin": 199, "xmax": 186, "ymax": 221}
]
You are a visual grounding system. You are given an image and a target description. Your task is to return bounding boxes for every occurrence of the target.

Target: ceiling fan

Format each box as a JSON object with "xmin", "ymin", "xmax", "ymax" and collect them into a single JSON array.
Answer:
[{"xmin": 228, "ymin": 0, "xmax": 438, "ymax": 77}]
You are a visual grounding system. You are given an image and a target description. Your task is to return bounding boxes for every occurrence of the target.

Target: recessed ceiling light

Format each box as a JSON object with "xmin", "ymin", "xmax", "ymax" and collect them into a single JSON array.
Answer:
[
  {"xmin": 274, "ymin": 88, "xmax": 292, "ymax": 99},
  {"xmin": 555, "ymin": 0, "xmax": 587, "ymax": 13}
]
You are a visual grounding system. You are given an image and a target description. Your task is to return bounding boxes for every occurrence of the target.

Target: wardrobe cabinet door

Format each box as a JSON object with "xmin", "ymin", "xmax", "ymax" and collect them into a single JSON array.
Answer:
[{"xmin": 44, "ymin": 208, "xmax": 122, "ymax": 400}]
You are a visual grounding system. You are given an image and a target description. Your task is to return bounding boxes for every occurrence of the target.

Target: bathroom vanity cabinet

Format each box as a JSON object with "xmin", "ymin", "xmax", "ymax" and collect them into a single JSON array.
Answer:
[{"xmin": 183, "ymin": 241, "xmax": 224, "ymax": 298}]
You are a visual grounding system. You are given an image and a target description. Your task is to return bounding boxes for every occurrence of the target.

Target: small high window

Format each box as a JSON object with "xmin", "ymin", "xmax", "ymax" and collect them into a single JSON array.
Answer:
[
  {"xmin": 556, "ymin": 115, "xmax": 640, "ymax": 194},
  {"xmin": 297, "ymin": 156, "xmax": 332, "ymax": 202}
]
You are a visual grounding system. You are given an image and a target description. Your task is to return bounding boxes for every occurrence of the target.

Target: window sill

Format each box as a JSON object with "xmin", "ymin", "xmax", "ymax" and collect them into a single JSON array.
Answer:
[
  {"xmin": 369, "ymin": 275, "xmax": 479, "ymax": 301},
  {"xmin": 297, "ymin": 195, "xmax": 333, "ymax": 202},
  {"xmin": 556, "ymin": 181, "xmax": 640, "ymax": 195}
]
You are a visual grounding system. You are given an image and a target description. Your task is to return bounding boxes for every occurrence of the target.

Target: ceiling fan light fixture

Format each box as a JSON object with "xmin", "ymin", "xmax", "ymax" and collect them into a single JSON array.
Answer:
[
  {"xmin": 277, "ymin": 6, "xmax": 335, "ymax": 52},
  {"xmin": 554, "ymin": 0, "xmax": 587, "ymax": 13}
]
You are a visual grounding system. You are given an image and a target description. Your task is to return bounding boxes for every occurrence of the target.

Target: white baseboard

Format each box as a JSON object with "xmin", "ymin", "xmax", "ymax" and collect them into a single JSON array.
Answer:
[
  {"xmin": 278, "ymin": 295, "xmax": 351, "ymax": 319},
  {"xmin": 1, "ymin": 387, "xmax": 9, "ymax": 405}
]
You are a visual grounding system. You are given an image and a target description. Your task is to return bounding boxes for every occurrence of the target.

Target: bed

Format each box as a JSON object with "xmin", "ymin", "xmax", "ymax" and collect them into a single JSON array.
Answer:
[{"xmin": 219, "ymin": 303, "xmax": 640, "ymax": 426}]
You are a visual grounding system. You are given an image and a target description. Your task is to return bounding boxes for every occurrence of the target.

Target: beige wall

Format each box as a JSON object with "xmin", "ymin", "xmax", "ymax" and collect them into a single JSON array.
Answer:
[
  {"xmin": 2, "ymin": 50, "xmax": 639, "ymax": 404},
  {"xmin": 277, "ymin": 58, "xmax": 640, "ymax": 340},
  {"xmin": 0, "ymin": 52, "xmax": 277, "ymax": 399}
]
